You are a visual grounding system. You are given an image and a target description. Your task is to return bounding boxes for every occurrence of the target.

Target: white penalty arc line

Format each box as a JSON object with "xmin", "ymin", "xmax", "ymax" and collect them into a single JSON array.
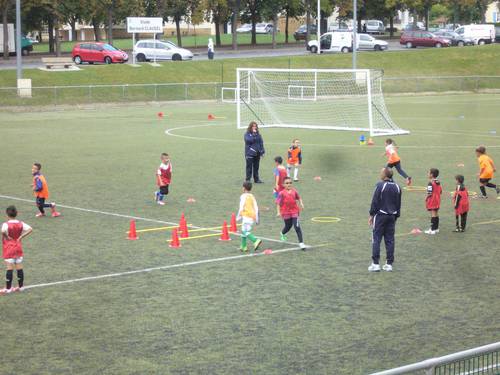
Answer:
[
  {"xmin": 0, "ymin": 194, "xmax": 297, "ymax": 246},
  {"xmin": 25, "ymin": 244, "xmax": 326, "ymax": 290},
  {"xmin": 165, "ymin": 125, "xmax": 500, "ymax": 149}
]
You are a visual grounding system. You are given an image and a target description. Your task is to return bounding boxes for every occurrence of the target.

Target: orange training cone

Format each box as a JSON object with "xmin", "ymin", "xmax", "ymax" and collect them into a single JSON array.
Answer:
[
  {"xmin": 219, "ymin": 220, "xmax": 231, "ymax": 241},
  {"xmin": 180, "ymin": 221, "xmax": 189, "ymax": 239},
  {"xmin": 230, "ymin": 213, "xmax": 237, "ymax": 233},
  {"xmin": 367, "ymin": 138, "xmax": 374, "ymax": 146},
  {"xmin": 208, "ymin": 113, "xmax": 215, "ymax": 120},
  {"xmin": 127, "ymin": 220, "xmax": 138, "ymax": 240},
  {"xmin": 169, "ymin": 228, "xmax": 181, "ymax": 248}
]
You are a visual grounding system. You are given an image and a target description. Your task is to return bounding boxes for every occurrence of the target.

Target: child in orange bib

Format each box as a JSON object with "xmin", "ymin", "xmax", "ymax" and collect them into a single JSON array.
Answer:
[{"xmin": 384, "ymin": 139, "xmax": 412, "ymax": 186}]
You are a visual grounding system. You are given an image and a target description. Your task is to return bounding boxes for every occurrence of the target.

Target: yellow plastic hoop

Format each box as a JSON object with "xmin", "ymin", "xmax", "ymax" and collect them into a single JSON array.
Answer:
[
  {"xmin": 403, "ymin": 186, "xmax": 427, "ymax": 192},
  {"xmin": 311, "ymin": 216, "xmax": 341, "ymax": 223}
]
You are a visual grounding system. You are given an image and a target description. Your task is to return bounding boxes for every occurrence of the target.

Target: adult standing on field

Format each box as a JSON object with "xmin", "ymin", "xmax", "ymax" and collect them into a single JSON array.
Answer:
[
  {"xmin": 244, "ymin": 121, "xmax": 265, "ymax": 183},
  {"xmin": 208, "ymin": 38, "xmax": 215, "ymax": 60},
  {"xmin": 368, "ymin": 167, "xmax": 402, "ymax": 272}
]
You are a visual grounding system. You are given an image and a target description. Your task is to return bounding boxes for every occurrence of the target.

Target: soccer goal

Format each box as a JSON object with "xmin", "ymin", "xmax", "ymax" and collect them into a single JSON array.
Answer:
[{"xmin": 236, "ymin": 68, "xmax": 409, "ymax": 136}]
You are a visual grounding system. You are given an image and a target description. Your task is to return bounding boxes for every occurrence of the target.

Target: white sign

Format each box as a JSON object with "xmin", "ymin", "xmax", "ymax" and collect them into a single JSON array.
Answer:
[{"xmin": 127, "ymin": 17, "xmax": 163, "ymax": 33}]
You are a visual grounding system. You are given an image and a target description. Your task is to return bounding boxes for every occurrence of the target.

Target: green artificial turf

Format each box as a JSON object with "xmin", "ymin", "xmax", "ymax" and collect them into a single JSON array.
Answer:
[
  {"xmin": 1, "ymin": 44, "xmax": 500, "ymax": 89},
  {"xmin": 0, "ymin": 94, "xmax": 499, "ymax": 374}
]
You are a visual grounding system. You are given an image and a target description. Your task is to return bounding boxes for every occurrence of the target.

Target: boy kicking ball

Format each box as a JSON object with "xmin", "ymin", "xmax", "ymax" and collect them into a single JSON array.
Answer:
[
  {"xmin": 236, "ymin": 182, "xmax": 262, "ymax": 252},
  {"xmin": 1, "ymin": 206, "xmax": 33, "ymax": 295}
]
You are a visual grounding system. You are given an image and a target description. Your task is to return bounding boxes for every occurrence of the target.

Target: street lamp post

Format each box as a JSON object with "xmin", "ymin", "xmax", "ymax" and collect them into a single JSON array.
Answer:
[
  {"xmin": 16, "ymin": 0, "xmax": 22, "ymax": 80},
  {"xmin": 316, "ymin": 0, "xmax": 320, "ymax": 55},
  {"xmin": 352, "ymin": 0, "xmax": 357, "ymax": 69}
]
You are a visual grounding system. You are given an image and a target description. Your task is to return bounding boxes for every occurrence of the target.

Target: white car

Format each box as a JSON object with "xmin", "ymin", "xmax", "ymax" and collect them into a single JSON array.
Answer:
[
  {"xmin": 133, "ymin": 40, "xmax": 193, "ymax": 62},
  {"xmin": 236, "ymin": 24, "xmax": 252, "ymax": 33},
  {"xmin": 255, "ymin": 23, "xmax": 277, "ymax": 34},
  {"xmin": 357, "ymin": 33, "xmax": 388, "ymax": 50},
  {"xmin": 365, "ymin": 20, "xmax": 385, "ymax": 34}
]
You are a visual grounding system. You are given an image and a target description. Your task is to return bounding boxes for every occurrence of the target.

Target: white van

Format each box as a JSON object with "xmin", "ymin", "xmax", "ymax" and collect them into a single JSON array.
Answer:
[
  {"xmin": 455, "ymin": 24, "xmax": 495, "ymax": 45},
  {"xmin": 307, "ymin": 32, "xmax": 352, "ymax": 53}
]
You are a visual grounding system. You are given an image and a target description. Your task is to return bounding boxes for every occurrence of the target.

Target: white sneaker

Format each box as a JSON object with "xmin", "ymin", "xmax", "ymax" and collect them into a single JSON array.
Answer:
[
  {"xmin": 299, "ymin": 242, "xmax": 307, "ymax": 250},
  {"xmin": 0, "ymin": 288, "xmax": 12, "ymax": 295},
  {"xmin": 157, "ymin": 201, "xmax": 165, "ymax": 206},
  {"xmin": 424, "ymin": 229, "xmax": 437, "ymax": 235},
  {"xmin": 382, "ymin": 263, "xmax": 393, "ymax": 272},
  {"xmin": 368, "ymin": 263, "xmax": 381, "ymax": 272}
]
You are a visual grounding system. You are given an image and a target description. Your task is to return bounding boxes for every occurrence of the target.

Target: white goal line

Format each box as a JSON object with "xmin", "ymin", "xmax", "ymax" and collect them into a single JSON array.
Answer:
[{"xmin": 25, "ymin": 244, "xmax": 328, "ymax": 291}]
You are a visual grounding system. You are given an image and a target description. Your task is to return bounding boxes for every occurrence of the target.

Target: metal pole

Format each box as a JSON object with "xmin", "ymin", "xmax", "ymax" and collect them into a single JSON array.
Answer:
[
  {"xmin": 15, "ymin": 0, "xmax": 22, "ymax": 80},
  {"xmin": 316, "ymin": 0, "xmax": 320, "ymax": 54},
  {"xmin": 132, "ymin": 33, "xmax": 136, "ymax": 64},
  {"xmin": 352, "ymin": 0, "xmax": 357, "ymax": 69}
]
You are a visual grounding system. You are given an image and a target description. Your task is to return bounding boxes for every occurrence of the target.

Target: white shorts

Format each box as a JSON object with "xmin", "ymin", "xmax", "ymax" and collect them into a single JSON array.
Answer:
[
  {"xmin": 4, "ymin": 257, "xmax": 23, "ymax": 264},
  {"xmin": 241, "ymin": 218, "xmax": 255, "ymax": 234}
]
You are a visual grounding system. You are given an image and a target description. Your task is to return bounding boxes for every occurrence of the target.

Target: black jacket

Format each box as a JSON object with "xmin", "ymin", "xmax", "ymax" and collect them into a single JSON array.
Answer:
[
  {"xmin": 244, "ymin": 132, "xmax": 265, "ymax": 158},
  {"xmin": 369, "ymin": 179, "xmax": 402, "ymax": 218}
]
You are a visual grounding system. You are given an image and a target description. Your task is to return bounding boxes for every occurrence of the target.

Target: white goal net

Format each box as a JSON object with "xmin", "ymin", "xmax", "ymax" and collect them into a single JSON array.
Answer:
[{"xmin": 236, "ymin": 68, "xmax": 408, "ymax": 136}]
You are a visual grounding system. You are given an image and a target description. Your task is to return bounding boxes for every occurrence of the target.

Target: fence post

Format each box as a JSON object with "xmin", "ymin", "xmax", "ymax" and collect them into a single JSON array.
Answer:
[
  {"xmin": 89, "ymin": 86, "xmax": 92, "ymax": 103},
  {"xmin": 214, "ymin": 83, "xmax": 218, "ymax": 100},
  {"xmin": 54, "ymin": 86, "xmax": 57, "ymax": 106},
  {"xmin": 475, "ymin": 77, "xmax": 479, "ymax": 92},
  {"xmin": 184, "ymin": 83, "xmax": 188, "ymax": 100}
]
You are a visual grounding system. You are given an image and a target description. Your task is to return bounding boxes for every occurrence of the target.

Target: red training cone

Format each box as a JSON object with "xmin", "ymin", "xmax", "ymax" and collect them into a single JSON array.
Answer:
[
  {"xmin": 219, "ymin": 220, "xmax": 231, "ymax": 241},
  {"xmin": 157, "ymin": 112, "xmax": 164, "ymax": 118},
  {"xmin": 411, "ymin": 228, "xmax": 422, "ymax": 235},
  {"xmin": 230, "ymin": 213, "xmax": 237, "ymax": 233},
  {"xmin": 208, "ymin": 113, "xmax": 215, "ymax": 120},
  {"xmin": 127, "ymin": 220, "xmax": 138, "ymax": 240},
  {"xmin": 179, "ymin": 213, "xmax": 189, "ymax": 238},
  {"xmin": 169, "ymin": 228, "xmax": 181, "ymax": 248},
  {"xmin": 367, "ymin": 138, "xmax": 374, "ymax": 146}
]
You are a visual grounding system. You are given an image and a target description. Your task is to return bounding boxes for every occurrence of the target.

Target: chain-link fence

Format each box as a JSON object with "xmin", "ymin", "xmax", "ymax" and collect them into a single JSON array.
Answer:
[{"xmin": 1, "ymin": 76, "xmax": 500, "ymax": 107}]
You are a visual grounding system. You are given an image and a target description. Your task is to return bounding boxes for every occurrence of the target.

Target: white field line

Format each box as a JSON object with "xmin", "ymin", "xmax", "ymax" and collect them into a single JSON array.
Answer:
[
  {"xmin": 0, "ymin": 194, "xmax": 297, "ymax": 246},
  {"xmin": 25, "ymin": 244, "xmax": 321, "ymax": 290},
  {"xmin": 165, "ymin": 125, "xmax": 500, "ymax": 149}
]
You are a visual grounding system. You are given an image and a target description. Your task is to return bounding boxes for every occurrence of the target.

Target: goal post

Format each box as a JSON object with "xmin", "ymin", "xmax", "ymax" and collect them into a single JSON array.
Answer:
[{"xmin": 236, "ymin": 68, "xmax": 409, "ymax": 136}]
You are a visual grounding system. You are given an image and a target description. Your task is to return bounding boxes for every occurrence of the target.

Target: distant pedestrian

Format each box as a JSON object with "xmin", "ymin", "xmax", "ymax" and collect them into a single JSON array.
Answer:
[
  {"xmin": 362, "ymin": 23, "xmax": 367, "ymax": 33},
  {"xmin": 368, "ymin": 167, "xmax": 401, "ymax": 272},
  {"xmin": 208, "ymin": 38, "xmax": 215, "ymax": 60},
  {"xmin": 244, "ymin": 121, "xmax": 265, "ymax": 183}
]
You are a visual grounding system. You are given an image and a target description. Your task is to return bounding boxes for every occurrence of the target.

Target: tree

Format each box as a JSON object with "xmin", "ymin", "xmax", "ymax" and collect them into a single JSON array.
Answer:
[
  {"xmin": 1, "ymin": 0, "xmax": 12, "ymax": 60},
  {"xmin": 241, "ymin": 0, "xmax": 263, "ymax": 45},
  {"xmin": 227, "ymin": 0, "xmax": 240, "ymax": 49},
  {"xmin": 204, "ymin": 0, "xmax": 230, "ymax": 46},
  {"xmin": 282, "ymin": 0, "xmax": 303, "ymax": 43},
  {"xmin": 261, "ymin": 0, "xmax": 282, "ymax": 48}
]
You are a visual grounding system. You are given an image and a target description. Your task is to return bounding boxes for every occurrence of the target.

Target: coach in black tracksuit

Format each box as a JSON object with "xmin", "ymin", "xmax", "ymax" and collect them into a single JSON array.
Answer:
[{"xmin": 368, "ymin": 167, "xmax": 402, "ymax": 272}]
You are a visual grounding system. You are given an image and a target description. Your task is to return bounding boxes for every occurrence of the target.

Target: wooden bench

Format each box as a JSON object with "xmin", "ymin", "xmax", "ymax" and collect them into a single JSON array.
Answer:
[{"xmin": 41, "ymin": 57, "xmax": 74, "ymax": 69}]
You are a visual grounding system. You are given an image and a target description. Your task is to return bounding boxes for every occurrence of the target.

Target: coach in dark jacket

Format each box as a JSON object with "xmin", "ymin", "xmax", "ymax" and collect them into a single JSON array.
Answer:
[
  {"xmin": 368, "ymin": 167, "xmax": 402, "ymax": 272},
  {"xmin": 244, "ymin": 121, "xmax": 265, "ymax": 183}
]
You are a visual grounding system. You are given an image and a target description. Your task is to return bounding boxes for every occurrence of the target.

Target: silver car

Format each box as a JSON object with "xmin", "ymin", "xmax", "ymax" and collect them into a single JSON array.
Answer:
[
  {"xmin": 357, "ymin": 33, "xmax": 388, "ymax": 51},
  {"xmin": 133, "ymin": 40, "xmax": 193, "ymax": 62}
]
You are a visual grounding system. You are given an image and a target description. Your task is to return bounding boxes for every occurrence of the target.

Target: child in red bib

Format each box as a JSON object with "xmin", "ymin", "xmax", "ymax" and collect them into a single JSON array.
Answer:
[
  {"xmin": 425, "ymin": 168, "xmax": 442, "ymax": 235},
  {"xmin": 1, "ymin": 206, "xmax": 32, "ymax": 294},
  {"xmin": 453, "ymin": 175, "xmax": 469, "ymax": 232},
  {"xmin": 276, "ymin": 177, "xmax": 306, "ymax": 250}
]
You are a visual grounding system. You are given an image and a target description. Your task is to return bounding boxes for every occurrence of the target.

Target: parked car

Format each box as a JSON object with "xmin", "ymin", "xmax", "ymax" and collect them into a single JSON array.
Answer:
[
  {"xmin": 400, "ymin": 30, "xmax": 451, "ymax": 48},
  {"xmin": 307, "ymin": 31, "xmax": 352, "ymax": 53},
  {"xmin": 403, "ymin": 22, "xmax": 425, "ymax": 31},
  {"xmin": 433, "ymin": 31, "xmax": 474, "ymax": 46},
  {"xmin": 133, "ymin": 40, "xmax": 193, "ymax": 62},
  {"xmin": 365, "ymin": 20, "xmax": 385, "ymax": 34},
  {"xmin": 328, "ymin": 22, "xmax": 351, "ymax": 32},
  {"xmin": 236, "ymin": 24, "xmax": 252, "ymax": 33},
  {"xmin": 293, "ymin": 24, "xmax": 317, "ymax": 41},
  {"xmin": 255, "ymin": 23, "xmax": 277, "ymax": 34},
  {"xmin": 455, "ymin": 24, "xmax": 495, "ymax": 45},
  {"xmin": 496, "ymin": 26, "xmax": 500, "ymax": 42},
  {"xmin": 357, "ymin": 33, "xmax": 388, "ymax": 50},
  {"xmin": 72, "ymin": 42, "xmax": 128, "ymax": 64}
]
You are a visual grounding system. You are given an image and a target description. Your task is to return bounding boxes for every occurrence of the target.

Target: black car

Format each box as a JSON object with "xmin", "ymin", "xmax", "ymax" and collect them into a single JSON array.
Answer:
[
  {"xmin": 433, "ymin": 31, "xmax": 474, "ymax": 46},
  {"xmin": 293, "ymin": 24, "xmax": 317, "ymax": 41}
]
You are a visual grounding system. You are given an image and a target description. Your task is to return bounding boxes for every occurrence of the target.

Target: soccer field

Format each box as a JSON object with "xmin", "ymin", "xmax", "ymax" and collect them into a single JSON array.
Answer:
[{"xmin": 1, "ymin": 93, "xmax": 499, "ymax": 374}]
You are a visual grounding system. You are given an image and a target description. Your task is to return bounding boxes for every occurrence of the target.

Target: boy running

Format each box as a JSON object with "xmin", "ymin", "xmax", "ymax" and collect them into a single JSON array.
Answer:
[
  {"xmin": 236, "ymin": 182, "xmax": 262, "ymax": 252},
  {"xmin": 384, "ymin": 139, "xmax": 412, "ymax": 186},
  {"xmin": 274, "ymin": 156, "xmax": 288, "ymax": 216},
  {"xmin": 475, "ymin": 146, "xmax": 500, "ymax": 198},
  {"xmin": 1, "ymin": 206, "xmax": 32, "ymax": 294},
  {"xmin": 155, "ymin": 153, "xmax": 172, "ymax": 206},
  {"xmin": 425, "ymin": 168, "xmax": 442, "ymax": 235},
  {"xmin": 453, "ymin": 175, "xmax": 469, "ymax": 232},
  {"xmin": 287, "ymin": 139, "xmax": 302, "ymax": 182},
  {"xmin": 32, "ymin": 163, "xmax": 60, "ymax": 218},
  {"xmin": 277, "ymin": 177, "xmax": 306, "ymax": 250}
]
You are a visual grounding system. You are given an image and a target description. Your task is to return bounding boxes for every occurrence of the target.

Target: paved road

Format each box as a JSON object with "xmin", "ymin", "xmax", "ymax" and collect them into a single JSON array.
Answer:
[{"xmin": 0, "ymin": 40, "xmax": 408, "ymax": 70}]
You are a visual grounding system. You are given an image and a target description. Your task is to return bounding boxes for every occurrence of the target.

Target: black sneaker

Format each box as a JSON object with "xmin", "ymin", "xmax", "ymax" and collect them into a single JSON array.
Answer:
[{"xmin": 255, "ymin": 180, "xmax": 264, "ymax": 184}]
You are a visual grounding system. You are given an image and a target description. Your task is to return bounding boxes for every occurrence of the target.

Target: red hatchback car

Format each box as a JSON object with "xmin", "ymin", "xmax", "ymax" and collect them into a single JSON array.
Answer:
[
  {"xmin": 400, "ymin": 31, "xmax": 451, "ymax": 48},
  {"xmin": 72, "ymin": 42, "xmax": 128, "ymax": 64}
]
